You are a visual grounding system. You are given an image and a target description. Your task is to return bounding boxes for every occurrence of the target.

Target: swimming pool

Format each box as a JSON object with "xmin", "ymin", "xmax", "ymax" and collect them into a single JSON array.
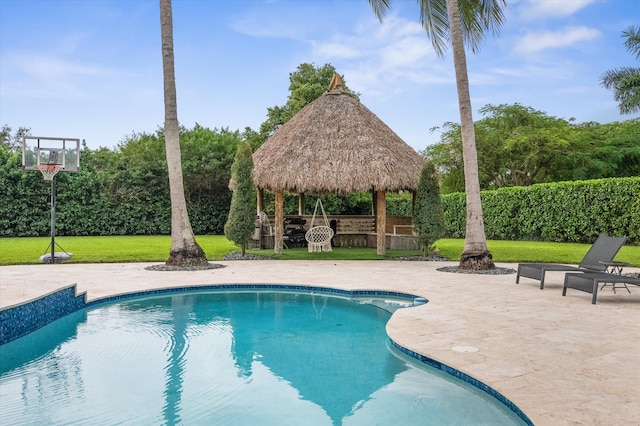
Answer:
[{"xmin": 0, "ymin": 289, "xmax": 530, "ymax": 425}]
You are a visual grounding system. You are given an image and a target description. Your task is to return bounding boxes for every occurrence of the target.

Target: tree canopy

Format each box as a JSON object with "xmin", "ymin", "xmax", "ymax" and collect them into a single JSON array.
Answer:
[
  {"xmin": 255, "ymin": 63, "xmax": 358, "ymax": 146},
  {"xmin": 413, "ymin": 161, "xmax": 444, "ymax": 256},
  {"xmin": 0, "ymin": 125, "xmax": 30, "ymax": 152},
  {"xmin": 425, "ymin": 104, "xmax": 640, "ymax": 193},
  {"xmin": 224, "ymin": 142, "xmax": 256, "ymax": 256}
]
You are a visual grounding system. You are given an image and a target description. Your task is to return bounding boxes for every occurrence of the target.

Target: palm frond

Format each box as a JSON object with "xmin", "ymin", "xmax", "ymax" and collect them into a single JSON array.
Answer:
[
  {"xmin": 622, "ymin": 25, "xmax": 640, "ymax": 60},
  {"xmin": 419, "ymin": 0, "xmax": 450, "ymax": 58},
  {"xmin": 368, "ymin": 0, "xmax": 508, "ymax": 58},
  {"xmin": 417, "ymin": 0, "xmax": 508, "ymax": 57},
  {"xmin": 458, "ymin": 0, "xmax": 508, "ymax": 54},
  {"xmin": 367, "ymin": 0, "xmax": 392, "ymax": 21},
  {"xmin": 600, "ymin": 67, "xmax": 640, "ymax": 114}
]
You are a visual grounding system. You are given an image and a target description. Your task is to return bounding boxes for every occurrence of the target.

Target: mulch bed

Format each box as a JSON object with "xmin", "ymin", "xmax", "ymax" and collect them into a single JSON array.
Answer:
[
  {"xmin": 223, "ymin": 253, "xmax": 273, "ymax": 261},
  {"xmin": 144, "ymin": 253, "xmax": 516, "ymax": 275},
  {"xmin": 437, "ymin": 266, "xmax": 516, "ymax": 275},
  {"xmin": 145, "ymin": 263, "xmax": 226, "ymax": 271},
  {"xmin": 394, "ymin": 254, "xmax": 516, "ymax": 274}
]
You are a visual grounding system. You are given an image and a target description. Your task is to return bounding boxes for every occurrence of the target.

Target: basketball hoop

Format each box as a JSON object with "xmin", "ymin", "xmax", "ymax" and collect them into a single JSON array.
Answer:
[{"xmin": 37, "ymin": 164, "xmax": 61, "ymax": 181}]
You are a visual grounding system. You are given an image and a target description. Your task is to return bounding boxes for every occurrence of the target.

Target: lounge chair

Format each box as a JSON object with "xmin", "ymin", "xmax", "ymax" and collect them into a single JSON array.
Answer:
[
  {"xmin": 516, "ymin": 235, "xmax": 628, "ymax": 289},
  {"xmin": 563, "ymin": 272, "xmax": 640, "ymax": 304}
]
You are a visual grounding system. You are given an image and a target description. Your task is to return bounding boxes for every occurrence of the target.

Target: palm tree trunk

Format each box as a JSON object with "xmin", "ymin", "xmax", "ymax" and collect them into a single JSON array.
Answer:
[
  {"xmin": 160, "ymin": 0, "xmax": 207, "ymax": 267},
  {"xmin": 446, "ymin": 0, "xmax": 494, "ymax": 270}
]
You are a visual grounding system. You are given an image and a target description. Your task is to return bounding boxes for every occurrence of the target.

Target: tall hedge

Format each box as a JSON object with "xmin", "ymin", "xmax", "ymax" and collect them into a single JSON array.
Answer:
[
  {"xmin": 224, "ymin": 143, "xmax": 256, "ymax": 255},
  {"xmin": 0, "ymin": 126, "xmax": 238, "ymax": 237},
  {"xmin": 413, "ymin": 161, "xmax": 444, "ymax": 255},
  {"xmin": 442, "ymin": 177, "xmax": 639, "ymax": 244}
]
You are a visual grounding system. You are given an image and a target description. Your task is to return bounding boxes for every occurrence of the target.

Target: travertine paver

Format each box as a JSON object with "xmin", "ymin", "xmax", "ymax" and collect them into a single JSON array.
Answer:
[{"xmin": 1, "ymin": 260, "xmax": 639, "ymax": 425}]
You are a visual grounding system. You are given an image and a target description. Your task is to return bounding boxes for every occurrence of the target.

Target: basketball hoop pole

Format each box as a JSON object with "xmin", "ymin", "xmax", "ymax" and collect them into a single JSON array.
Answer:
[
  {"xmin": 43, "ymin": 174, "xmax": 69, "ymax": 263},
  {"xmin": 49, "ymin": 175, "xmax": 56, "ymax": 264}
]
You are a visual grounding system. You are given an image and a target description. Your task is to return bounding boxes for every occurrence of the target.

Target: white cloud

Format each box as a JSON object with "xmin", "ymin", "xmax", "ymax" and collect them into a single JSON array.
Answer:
[
  {"xmin": 229, "ymin": 6, "xmax": 446, "ymax": 99},
  {"xmin": 514, "ymin": 26, "xmax": 601, "ymax": 53},
  {"xmin": 520, "ymin": 0, "xmax": 596, "ymax": 19},
  {"xmin": 379, "ymin": 36, "xmax": 432, "ymax": 67},
  {"xmin": 308, "ymin": 15, "xmax": 448, "ymax": 97},
  {"xmin": 0, "ymin": 51, "xmax": 154, "ymax": 104},
  {"xmin": 0, "ymin": 52, "xmax": 110, "ymax": 100},
  {"xmin": 16, "ymin": 54, "xmax": 112, "ymax": 80},
  {"xmin": 371, "ymin": 15, "xmax": 425, "ymax": 40},
  {"xmin": 229, "ymin": 16, "xmax": 302, "ymax": 39},
  {"xmin": 487, "ymin": 63, "xmax": 574, "ymax": 80},
  {"xmin": 310, "ymin": 41, "xmax": 362, "ymax": 59},
  {"xmin": 228, "ymin": 5, "xmax": 337, "ymax": 40},
  {"xmin": 554, "ymin": 85, "xmax": 597, "ymax": 94}
]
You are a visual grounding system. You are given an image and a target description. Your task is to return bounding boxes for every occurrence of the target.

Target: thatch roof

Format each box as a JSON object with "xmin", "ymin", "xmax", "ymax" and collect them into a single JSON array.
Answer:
[{"xmin": 253, "ymin": 77, "xmax": 424, "ymax": 195}]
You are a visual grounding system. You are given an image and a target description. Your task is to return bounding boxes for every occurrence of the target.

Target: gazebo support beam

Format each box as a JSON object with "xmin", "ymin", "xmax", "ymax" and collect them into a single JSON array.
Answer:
[
  {"xmin": 275, "ymin": 190, "xmax": 284, "ymax": 254},
  {"xmin": 298, "ymin": 193, "xmax": 305, "ymax": 216},
  {"xmin": 371, "ymin": 189, "xmax": 376, "ymax": 215},
  {"xmin": 257, "ymin": 188, "xmax": 264, "ymax": 215},
  {"xmin": 376, "ymin": 190, "xmax": 386, "ymax": 255}
]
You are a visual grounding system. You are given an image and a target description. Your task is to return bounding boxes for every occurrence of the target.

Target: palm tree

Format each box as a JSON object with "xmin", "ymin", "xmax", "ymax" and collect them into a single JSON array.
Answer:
[
  {"xmin": 600, "ymin": 26, "xmax": 640, "ymax": 115},
  {"xmin": 368, "ymin": 0, "xmax": 507, "ymax": 270},
  {"xmin": 160, "ymin": 0, "xmax": 208, "ymax": 267}
]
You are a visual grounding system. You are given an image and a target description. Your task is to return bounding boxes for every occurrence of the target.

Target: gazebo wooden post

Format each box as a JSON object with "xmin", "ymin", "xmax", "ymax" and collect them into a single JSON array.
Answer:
[
  {"xmin": 298, "ymin": 193, "xmax": 305, "ymax": 216},
  {"xmin": 376, "ymin": 190, "xmax": 386, "ymax": 255},
  {"xmin": 275, "ymin": 190, "xmax": 284, "ymax": 254},
  {"xmin": 371, "ymin": 189, "xmax": 376, "ymax": 215},
  {"xmin": 257, "ymin": 188, "xmax": 264, "ymax": 215}
]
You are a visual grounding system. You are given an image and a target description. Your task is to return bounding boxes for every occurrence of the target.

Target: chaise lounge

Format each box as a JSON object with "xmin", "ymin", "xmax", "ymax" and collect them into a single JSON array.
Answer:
[
  {"xmin": 563, "ymin": 272, "xmax": 640, "ymax": 304},
  {"xmin": 516, "ymin": 235, "xmax": 628, "ymax": 289}
]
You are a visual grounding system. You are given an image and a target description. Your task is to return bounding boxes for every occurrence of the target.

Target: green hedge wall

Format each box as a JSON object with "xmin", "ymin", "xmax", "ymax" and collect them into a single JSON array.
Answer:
[
  {"xmin": 3, "ymin": 136, "xmax": 636, "ymax": 244},
  {"xmin": 0, "ymin": 150, "xmax": 230, "ymax": 237},
  {"xmin": 442, "ymin": 177, "xmax": 639, "ymax": 244}
]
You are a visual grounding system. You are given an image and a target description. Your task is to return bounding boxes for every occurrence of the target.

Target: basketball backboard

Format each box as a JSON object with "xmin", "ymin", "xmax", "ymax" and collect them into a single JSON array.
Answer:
[{"xmin": 22, "ymin": 136, "xmax": 80, "ymax": 172}]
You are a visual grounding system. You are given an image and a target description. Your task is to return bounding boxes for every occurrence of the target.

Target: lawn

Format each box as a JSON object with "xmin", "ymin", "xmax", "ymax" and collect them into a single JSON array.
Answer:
[{"xmin": 0, "ymin": 236, "xmax": 638, "ymax": 266}]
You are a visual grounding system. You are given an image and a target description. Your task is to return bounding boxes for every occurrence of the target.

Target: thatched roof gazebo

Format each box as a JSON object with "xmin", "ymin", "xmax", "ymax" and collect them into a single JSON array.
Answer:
[{"xmin": 253, "ymin": 74, "xmax": 424, "ymax": 255}]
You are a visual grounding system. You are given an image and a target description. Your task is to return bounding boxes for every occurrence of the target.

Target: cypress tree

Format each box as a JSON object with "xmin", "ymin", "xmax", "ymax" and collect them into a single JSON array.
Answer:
[
  {"xmin": 414, "ymin": 161, "xmax": 445, "ymax": 256},
  {"xmin": 224, "ymin": 142, "xmax": 256, "ymax": 256}
]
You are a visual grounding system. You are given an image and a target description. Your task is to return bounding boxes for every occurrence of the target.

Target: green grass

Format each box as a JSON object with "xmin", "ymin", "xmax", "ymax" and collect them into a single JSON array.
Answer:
[
  {"xmin": 435, "ymin": 239, "xmax": 639, "ymax": 266},
  {"xmin": 0, "ymin": 235, "xmax": 237, "ymax": 265},
  {"xmin": 0, "ymin": 236, "xmax": 638, "ymax": 266}
]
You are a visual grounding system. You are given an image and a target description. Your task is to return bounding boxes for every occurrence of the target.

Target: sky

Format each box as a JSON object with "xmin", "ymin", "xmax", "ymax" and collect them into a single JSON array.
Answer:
[{"xmin": 0, "ymin": 0, "xmax": 638, "ymax": 153}]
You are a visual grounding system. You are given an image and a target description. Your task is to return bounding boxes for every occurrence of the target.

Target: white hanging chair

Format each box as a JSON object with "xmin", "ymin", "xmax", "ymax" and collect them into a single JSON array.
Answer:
[{"xmin": 305, "ymin": 199, "xmax": 334, "ymax": 253}]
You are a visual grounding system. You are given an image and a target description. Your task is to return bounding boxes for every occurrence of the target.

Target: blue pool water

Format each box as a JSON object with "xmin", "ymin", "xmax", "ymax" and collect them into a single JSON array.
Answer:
[{"xmin": 0, "ymin": 291, "xmax": 527, "ymax": 425}]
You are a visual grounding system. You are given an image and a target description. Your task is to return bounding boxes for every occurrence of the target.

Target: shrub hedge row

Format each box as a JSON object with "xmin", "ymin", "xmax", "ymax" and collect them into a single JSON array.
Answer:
[
  {"xmin": 0, "ymin": 150, "xmax": 230, "ymax": 237},
  {"xmin": 3, "ymin": 141, "xmax": 636, "ymax": 246},
  {"xmin": 442, "ymin": 177, "xmax": 639, "ymax": 244}
]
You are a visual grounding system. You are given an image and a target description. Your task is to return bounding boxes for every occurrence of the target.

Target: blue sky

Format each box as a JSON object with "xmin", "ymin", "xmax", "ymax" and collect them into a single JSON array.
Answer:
[{"xmin": 1, "ymin": 0, "xmax": 638, "ymax": 153}]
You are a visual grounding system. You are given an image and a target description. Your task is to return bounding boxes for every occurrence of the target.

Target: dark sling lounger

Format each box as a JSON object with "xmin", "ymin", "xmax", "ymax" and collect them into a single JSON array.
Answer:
[
  {"xmin": 516, "ymin": 235, "xmax": 628, "ymax": 289},
  {"xmin": 563, "ymin": 272, "xmax": 640, "ymax": 304}
]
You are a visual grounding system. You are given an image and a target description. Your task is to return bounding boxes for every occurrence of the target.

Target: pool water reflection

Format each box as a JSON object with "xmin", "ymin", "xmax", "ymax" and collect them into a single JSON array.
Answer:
[{"xmin": 0, "ymin": 291, "xmax": 527, "ymax": 425}]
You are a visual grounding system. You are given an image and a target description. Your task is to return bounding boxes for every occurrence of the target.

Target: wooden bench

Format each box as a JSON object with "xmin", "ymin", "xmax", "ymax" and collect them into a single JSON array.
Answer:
[
  {"xmin": 336, "ymin": 217, "xmax": 375, "ymax": 234},
  {"xmin": 392, "ymin": 224, "xmax": 414, "ymax": 235}
]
